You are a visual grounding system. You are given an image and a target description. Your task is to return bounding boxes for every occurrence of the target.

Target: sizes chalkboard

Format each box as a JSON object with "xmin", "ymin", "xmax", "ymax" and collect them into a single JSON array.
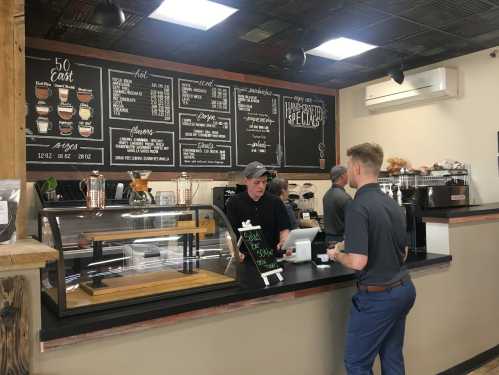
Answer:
[
  {"xmin": 25, "ymin": 47, "xmax": 335, "ymax": 173},
  {"xmin": 239, "ymin": 227, "xmax": 280, "ymax": 275}
]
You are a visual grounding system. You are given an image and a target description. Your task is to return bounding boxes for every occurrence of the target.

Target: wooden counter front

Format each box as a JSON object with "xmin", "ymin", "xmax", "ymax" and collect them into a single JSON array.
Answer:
[
  {"xmin": 423, "ymin": 213, "xmax": 499, "ymax": 224},
  {"xmin": 0, "ymin": 239, "xmax": 58, "ymax": 271}
]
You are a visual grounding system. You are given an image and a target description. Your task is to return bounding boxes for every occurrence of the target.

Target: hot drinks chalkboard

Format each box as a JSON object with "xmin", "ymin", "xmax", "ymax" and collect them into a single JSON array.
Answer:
[
  {"xmin": 238, "ymin": 223, "xmax": 283, "ymax": 286},
  {"xmin": 26, "ymin": 47, "xmax": 335, "ymax": 172}
]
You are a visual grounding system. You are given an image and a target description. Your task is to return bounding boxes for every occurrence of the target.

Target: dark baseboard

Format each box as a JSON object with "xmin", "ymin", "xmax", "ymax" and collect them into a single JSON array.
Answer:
[{"xmin": 437, "ymin": 344, "xmax": 499, "ymax": 375}]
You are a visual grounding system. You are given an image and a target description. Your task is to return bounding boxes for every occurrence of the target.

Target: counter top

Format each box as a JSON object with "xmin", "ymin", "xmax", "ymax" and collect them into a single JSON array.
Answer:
[
  {"xmin": 421, "ymin": 203, "xmax": 499, "ymax": 223},
  {"xmin": 0, "ymin": 239, "xmax": 58, "ymax": 270},
  {"xmin": 40, "ymin": 252, "xmax": 450, "ymax": 347}
]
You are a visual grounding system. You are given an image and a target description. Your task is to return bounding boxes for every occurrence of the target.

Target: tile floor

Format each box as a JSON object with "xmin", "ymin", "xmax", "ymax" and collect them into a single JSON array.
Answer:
[{"xmin": 467, "ymin": 356, "xmax": 499, "ymax": 374}]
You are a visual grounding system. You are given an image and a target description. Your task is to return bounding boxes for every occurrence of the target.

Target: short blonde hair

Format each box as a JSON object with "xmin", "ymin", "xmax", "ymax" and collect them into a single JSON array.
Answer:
[{"xmin": 347, "ymin": 143, "xmax": 384, "ymax": 174}]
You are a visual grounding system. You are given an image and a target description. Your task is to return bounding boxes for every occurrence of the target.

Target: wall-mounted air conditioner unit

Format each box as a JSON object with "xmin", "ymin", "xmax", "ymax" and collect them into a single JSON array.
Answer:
[{"xmin": 365, "ymin": 67, "xmax": 458, "ymax": 111}]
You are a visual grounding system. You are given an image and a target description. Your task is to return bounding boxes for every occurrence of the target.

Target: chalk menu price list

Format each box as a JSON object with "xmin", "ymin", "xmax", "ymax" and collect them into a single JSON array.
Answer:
[
  {"xmin": 110, "ymin": 127, "xmax": 175, "ymax": 166},
  {"xmin": 180, "ymin": 142, "xmax": 231, "ymax": 167},
  {"xmin": 234, "ymin": 86, "xmax": 281, "ymax": 166},
  {"xmin": 179, "ymin": 78, "xmax": 231, "ymax": 113},
  {"xmin": 109, "ymin": 69, "xmax": 174, "ymax": 124},
  {"xmin": 179, "ymin": 112, "xmax": 231, "ymax": 142},
  {"xmin": 26, "ymin": 139, "xmax": 104, "ymax": 166}
]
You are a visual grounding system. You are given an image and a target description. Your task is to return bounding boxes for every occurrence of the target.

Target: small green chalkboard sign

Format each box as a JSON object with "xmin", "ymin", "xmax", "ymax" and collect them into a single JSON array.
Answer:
[{"xmin": 238, "ymin": 221, "xmax": 283, "ymax": 286}]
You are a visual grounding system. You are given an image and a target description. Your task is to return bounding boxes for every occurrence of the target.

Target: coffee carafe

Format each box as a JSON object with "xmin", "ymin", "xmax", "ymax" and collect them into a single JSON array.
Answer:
[
  {"xmin": 79, "ymin": 171, "xmax": 106, "ymax": 209},
  {"xmin": 176, "ymin": 172, "xmax": 193, "ymax": 207},
  {"xmin": 128, "ymin": 170, "xmax": 155, "ymax": 206}
]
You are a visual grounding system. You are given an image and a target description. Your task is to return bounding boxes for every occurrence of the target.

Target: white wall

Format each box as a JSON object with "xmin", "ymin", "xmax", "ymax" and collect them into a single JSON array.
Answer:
[{"xmin": 339, "ymin": 46, "xmax": 499, "ymax": 204}]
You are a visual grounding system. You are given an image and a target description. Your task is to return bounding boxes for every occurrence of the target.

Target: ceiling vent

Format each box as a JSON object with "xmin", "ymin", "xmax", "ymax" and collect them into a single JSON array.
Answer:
[{"xmin": 241, "ymin": 19, "xmax": 289, "ymax": 43}]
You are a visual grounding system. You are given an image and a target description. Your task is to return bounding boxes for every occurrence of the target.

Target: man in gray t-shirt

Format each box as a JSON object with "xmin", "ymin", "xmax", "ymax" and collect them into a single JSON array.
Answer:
[{"xmin": 322, "ymin": 165, "xmax": 352, "ymax": 244}]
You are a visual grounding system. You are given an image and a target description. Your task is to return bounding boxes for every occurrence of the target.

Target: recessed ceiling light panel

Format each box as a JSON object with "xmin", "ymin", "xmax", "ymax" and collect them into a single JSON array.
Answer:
[
  {"xmin": 149, "ymin": 0, "xmax": 238, "ymax": 31},
  {"xmin": 306, "ymin": 37, "xmax": 377, "ymax": 61}
]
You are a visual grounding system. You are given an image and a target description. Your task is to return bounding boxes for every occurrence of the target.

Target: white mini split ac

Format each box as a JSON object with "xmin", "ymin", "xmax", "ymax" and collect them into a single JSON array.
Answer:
[{"xmin": 365, "ymin": 67, "xmax": 458, "ymax": 111}]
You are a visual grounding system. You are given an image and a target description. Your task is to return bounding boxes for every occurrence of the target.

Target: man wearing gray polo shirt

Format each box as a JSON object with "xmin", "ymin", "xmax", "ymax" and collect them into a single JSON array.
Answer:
[
  {"xmin": 322, "ymin": 165, "xmax": 352, "ymax": 245},
  {"xmin": 328, "ymin": 143, "xmax": 415, "ymax": 375}
]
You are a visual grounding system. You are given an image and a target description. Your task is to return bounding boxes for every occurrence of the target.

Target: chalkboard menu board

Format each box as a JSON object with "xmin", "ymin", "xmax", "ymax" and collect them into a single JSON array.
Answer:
[
  {"xmin": 283, "ymin": 95, "xmax": 328, "ymax": 168},
  {"xmin": 109, "ymin": 69, "xmax": 174, "ymax": 124},
  {"xmin": 26, "ymin": 48, "xmax": 335, "ymax": 172},
  {"xmin": 240, "ymin": 227, "xmax": 280, "ymax": 275},
  {"xmin": 234, "ymin": 87, "xmax": 281, "ymax": 167}
]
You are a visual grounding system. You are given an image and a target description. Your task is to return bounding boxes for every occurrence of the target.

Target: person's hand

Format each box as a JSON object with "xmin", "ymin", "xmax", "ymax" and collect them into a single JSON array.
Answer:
[
  {"xmin": 285, "ymin": 248, "xmax": 293, "ymax": 257},
  {"xmin": 327, "ymin": 242, "xmax": 344, "ymax": 262},
  {"xmin": 327, "ymin": 247, "xmax": 339, "ymax": 262}
]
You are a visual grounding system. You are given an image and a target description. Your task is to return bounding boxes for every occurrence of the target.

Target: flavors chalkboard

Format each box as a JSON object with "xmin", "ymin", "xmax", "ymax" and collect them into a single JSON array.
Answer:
[
  {"xmin": 109, "ymin": 127, "xmax": 175, "ymax": 167},
  {"xmin": 26, "ymin": 47, "xmax": 335, "ymax": 172}
]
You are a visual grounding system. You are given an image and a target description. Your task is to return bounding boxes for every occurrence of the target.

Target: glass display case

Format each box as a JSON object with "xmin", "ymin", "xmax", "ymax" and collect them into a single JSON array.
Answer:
[{"xmin": 39, "ymin": 205, "xmax": 239, "ymax": 317}]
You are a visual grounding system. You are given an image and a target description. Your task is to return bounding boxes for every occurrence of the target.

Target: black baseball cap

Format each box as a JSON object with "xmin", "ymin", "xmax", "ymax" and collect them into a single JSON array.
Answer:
[{"xmin": 242, "ymin": 161, "xmax": 270, "ymax": 179}]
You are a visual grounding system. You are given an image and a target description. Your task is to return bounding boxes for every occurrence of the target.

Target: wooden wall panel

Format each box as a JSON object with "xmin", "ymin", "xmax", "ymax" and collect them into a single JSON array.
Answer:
[
  {"xmin": 0, "ymin": 1, "xmax": 16, "ymax": 179},
  {"xmin": 0, "ymin": 275, "xmax": 29, "ymax": 375},
  {"xmin": 14, "ymin": 14, "xmax": 26, "ymax": 237},
  {"xmin": 0, "ymin": 1, "xmax": 26, "ymax": 237}
]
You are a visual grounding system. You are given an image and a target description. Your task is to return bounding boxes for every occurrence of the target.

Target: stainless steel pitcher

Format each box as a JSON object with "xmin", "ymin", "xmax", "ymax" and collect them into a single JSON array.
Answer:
[{"xmin": 79, "ymin": 170, "xmax": 106, "ymax": 209}]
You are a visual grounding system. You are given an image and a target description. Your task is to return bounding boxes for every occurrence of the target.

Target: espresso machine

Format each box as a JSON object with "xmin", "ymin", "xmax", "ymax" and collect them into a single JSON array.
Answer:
[
  {"xmin": 380, "ymin": 176, "xmax": 426, "ymax": 252},
  {"xmin": 399, "ymin": 185, "xmax": 427, "ymax": 252}
]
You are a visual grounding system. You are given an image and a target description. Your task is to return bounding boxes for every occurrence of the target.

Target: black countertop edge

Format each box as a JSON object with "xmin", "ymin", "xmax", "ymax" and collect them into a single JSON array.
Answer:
[
  {"xmin": 421, "ymin": 203, "xmax": 499, "ymax": 219},
  {"xmin": 40, "ymin": 253, "xmax": 451, "ymax": 342}
]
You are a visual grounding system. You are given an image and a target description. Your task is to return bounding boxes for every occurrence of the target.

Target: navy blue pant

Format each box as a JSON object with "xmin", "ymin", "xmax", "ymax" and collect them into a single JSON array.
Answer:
[{"xmin": 344, "ymin": 280, "xmax": 416, "ymax": 375}]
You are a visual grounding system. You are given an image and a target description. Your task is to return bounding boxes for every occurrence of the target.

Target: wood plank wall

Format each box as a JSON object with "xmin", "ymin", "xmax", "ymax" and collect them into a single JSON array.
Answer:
[
  {"xmin": 0, "ymin": 0, "xmax": 26, "ymax": 237},
  {"xmin": 0, "ymin": 275, "xmax": 29, "ymax": 375}
]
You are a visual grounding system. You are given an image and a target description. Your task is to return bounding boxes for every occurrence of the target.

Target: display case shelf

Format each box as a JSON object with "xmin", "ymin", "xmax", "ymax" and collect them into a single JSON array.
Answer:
[{"xmin": 39, "ymin": 204, "xmax": 239, "ymax": 317}]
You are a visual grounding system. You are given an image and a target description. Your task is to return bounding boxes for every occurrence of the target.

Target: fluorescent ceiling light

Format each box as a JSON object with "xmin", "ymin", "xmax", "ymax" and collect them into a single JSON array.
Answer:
[
  {"xmin": 149, "ymin": 0, "xmax": 238, "ymax": 31},
  {"xmin": 306, "ymin": 37, "xmax": 377, "ymax": 61}
]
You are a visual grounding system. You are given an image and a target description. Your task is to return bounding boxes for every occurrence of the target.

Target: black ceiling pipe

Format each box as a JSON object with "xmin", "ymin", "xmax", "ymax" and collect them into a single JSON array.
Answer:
[{"xmin": 92, "ymin": 0, "xmax": 126, "ymax": 27}]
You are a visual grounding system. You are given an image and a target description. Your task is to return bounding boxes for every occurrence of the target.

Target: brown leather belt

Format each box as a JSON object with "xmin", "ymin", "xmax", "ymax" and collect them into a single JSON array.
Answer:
[{"xmin": 357, "ymin": 276, "xmax": 410, "ymax": 292}]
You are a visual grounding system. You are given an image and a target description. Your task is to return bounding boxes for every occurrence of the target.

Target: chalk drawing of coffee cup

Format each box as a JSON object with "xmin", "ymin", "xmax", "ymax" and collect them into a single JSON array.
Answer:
[
  {"xmin": 57, "ymin": 104, "xmax": 75, "ymax": 120},
  {"xmin": 35, "ymin": 85, "xmax": 51, "ymax": 100},
  {"xmin": 58, "ymin": 87, "xmax": 70, "ymax": 103},
  {"xmin": 78, "ymin": 124, "xmax": 94, "ymax": 138},
  {"xmin": 77, "ymin": 89, "xmax": 94, "ymax": 103},
  {"xmin": 78, "ymin": 104, "xmax": 93, "ymax": 121},
  {"xmin": 36, "ymin": 104, "xmax": 51, "ymax": 116},
  {"xmin": 59, "ymin": 122, "xmax": 73, "ymax": 136},
  {"xmin": 36, "ymin": 117, "xmax": 51, "ymax": 134}
]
